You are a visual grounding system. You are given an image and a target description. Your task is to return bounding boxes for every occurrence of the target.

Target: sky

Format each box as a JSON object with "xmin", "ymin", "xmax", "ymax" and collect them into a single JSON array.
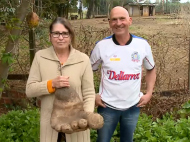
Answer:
[
  {"xmin": 151, "ymin": 0, "xmax": 189, "ymax": 3},
  {"xmin": 79, "ymin": 0, "xmax": 190, "ymax": 10},
  {"xmin": 179, "ymin": 0, "xmax": 189, "ymax": 2},
  {"xmin": 177, "ymin": 0, "xmax": 189, "ymax": 2}
]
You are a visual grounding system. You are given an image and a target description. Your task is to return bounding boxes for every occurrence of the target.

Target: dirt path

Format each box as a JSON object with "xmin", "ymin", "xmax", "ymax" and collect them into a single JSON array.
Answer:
[{"xmin": 70, "ymin": 16, "xmax": 186, "ymax": 36}]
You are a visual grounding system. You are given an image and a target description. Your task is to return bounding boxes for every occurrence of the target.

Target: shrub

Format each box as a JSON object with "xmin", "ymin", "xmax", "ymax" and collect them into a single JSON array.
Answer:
[
  {"xmin": 1, "ymin": 103, "xmax": 190, "ymax": 142},
  {"xmin": 91, "ymin": 102, "xmax": 190, "ymax": 142},
  {"xmin": 134, "ymin": 113, "xmax": 190, "ymax": 142},
  {"xmin": 0, "ymin": 108, "xmax": 40, "ymax": 142}
]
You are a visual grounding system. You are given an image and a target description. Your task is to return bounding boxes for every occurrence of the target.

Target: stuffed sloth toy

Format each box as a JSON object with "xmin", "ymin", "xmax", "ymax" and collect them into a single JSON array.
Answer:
[{"xmin": 50, "ymin": 87, "xmax": 104, "ymax": 134}]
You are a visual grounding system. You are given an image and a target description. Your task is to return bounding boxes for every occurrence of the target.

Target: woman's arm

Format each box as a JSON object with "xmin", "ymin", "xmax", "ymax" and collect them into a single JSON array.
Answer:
[
  {"xmin": 81, "ymin": 59, "xmax": 96, "ymax": 112},
  {"xmin": 26, "ymin": 52, "xmax": 50, "ymax": 98}
]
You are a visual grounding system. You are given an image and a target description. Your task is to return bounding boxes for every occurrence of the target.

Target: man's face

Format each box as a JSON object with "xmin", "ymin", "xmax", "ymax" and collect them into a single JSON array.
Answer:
[{"xmin": 109, "ymin": 9, "xmax": 132, "ymax": 36}]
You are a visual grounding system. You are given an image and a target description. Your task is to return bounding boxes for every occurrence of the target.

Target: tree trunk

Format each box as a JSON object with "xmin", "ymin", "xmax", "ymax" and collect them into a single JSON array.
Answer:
[
  {"xmin": 162, "ymin": 0, "xmax": 165, "ymax": 14},
  {"xmin": 121, "ymin": 0, "xmax": 124, "ymax": 6},
  {"xmin": 86, "ymin": 0, "xmax": 94, "ymax": 19},
  {"xmin": 107, "ymin": 3, "xmax": 110, "ymax": 18},
  {"xmin": 32, "ymin": 0, "xmax": 35, "ymax": 12},
  {"xmin": 79, "ymin": 0, "xmax": 83, "ymax": 19},
  {"xmin": 0, "ymin": 0, "xmax": 30, "ymax": 97},
  {"xmin": 57, "ymin": 3, "xmax": 69, "ymax": 18},
  {"xmin": 40, "ymin": 0, "xmax": 42, "ymax": 17},
  {"xmin": 92, "ymin": 1, "xmax": 95, "ymax": 18},
  {"xmin": 37, "ymin": 0, "xmax": 40, "ymax": 15},
  {"xmin": 58, "ymin": 4, "xmax": 64, "ymax": 17}
]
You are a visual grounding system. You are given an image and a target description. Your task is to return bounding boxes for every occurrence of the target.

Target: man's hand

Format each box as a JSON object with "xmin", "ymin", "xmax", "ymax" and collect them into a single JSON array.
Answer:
[
  {"xmin": 95, "ymin": 94, "xmax": 106, "ymax": 108},
  {"xmin": 52, "ymin": 76, "xmax": 70, "ymax": 88},
  {"xmin": 137, "ymin": 94, "xmax": 152, "ymax": 107}
]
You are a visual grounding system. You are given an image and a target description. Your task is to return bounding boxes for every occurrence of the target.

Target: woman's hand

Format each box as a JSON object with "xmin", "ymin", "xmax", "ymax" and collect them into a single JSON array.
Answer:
[{"xmin": 52, "ymin": 76, "xmax": 70, "ymax": 88}]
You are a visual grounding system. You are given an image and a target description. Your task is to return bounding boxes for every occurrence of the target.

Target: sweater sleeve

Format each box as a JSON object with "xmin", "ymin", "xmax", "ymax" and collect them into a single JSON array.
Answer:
[
  {"xmin": 81, "ymin": 59, "xmax": 96, "ymax": 112},
  {"xmin": 25, "ymin": 52, "xmax": 50, "ymax": 98},
  {"xmin": 47, "ymin": 80, "xmax": 56, "ymax": 93}
]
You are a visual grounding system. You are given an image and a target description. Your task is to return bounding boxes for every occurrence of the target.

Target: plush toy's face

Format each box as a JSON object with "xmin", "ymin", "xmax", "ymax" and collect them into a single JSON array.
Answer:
[{"xmin": 50, "ymin": 87, "xmax": 104, "ymax": 134}]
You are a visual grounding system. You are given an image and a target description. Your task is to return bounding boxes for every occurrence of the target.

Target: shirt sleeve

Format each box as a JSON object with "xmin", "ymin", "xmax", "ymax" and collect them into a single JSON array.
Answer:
[
  {"xmin": 143, "ymin": 42, "xmax": 155, "ymax": 70},
  {"xmin": 90, "ymin": 43, "xmax": 102, "ymax": 71}
]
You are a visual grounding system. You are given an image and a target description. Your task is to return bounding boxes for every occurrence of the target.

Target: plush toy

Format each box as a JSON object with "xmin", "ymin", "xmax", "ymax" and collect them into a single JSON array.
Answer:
[{"xmin": 50, "ymin": 87, "xmax": 104, "ymax": 134}]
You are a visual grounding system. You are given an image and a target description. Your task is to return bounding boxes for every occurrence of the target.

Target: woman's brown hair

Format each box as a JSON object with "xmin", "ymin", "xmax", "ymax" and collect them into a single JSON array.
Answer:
[{"xmin": 49, "ymin": 17, "xmax": 75, "ymax": 47}]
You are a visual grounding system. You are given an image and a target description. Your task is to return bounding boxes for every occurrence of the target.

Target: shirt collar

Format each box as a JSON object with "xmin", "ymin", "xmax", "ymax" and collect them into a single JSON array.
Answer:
[{"xmin": 112, "ymin": 34, "xmax": 133, "ymax": 45}]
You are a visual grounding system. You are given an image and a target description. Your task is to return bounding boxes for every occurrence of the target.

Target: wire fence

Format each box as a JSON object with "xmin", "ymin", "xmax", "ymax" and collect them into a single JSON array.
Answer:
[
  {"xmin": 0, "ymin": 18, "xmax": 190, "ymax": 94},
  {"xmin": 141, "ymin": 34, "xmax": 190, "ymax": 93}
]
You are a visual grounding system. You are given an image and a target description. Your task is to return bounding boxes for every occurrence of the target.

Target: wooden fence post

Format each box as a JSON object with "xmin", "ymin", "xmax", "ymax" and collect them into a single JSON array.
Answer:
[
  {"xmin": 188, "ymin": 40, "xmax": 190, "ymax": 91},
  {"xmin": 29, "ymin": 29, "xmax": 35, "ymax": 66}
]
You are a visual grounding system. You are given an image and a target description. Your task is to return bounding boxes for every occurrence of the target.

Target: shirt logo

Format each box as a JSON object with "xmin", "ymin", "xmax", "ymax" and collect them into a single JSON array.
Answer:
[
  {"xmin": 131, "ymin": 52, "xmax": 140, "ymax": 62},
  {"xmin": 110, "ymin": 55, "xmax": 120, "ymax": 61},
  {"xmin": 107, "ymin": 70, "xmax": 140, "ymax": 80}
]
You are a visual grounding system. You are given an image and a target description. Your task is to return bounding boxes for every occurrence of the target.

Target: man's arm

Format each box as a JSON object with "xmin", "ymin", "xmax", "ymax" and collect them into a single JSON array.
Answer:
[
  {"xmin": 90, "ymin": 44, "xmax": 106, "ymax": 108},
  {"xmin": 146, "ymin": 67, "xmax": 156, "ymax": 96},
  {"xmin": 90, "ymin": 44, "xmax": 102, "ymax": 71},
  {"xmin": 137, "ymin": 67, "xmax": 156, "ymax": 107}
]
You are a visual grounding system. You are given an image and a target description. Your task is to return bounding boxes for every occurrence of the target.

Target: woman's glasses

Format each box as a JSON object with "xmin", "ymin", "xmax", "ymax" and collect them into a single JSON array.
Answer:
[{"xmin": 51, "ymin": 32, "xmax": 70, "ymax": 38}]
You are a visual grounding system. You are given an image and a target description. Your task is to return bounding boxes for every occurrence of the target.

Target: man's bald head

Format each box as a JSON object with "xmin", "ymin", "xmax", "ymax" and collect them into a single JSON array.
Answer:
[{"xmin": 110, "ymin": 6, "xmax": 130, "ymax": 19}]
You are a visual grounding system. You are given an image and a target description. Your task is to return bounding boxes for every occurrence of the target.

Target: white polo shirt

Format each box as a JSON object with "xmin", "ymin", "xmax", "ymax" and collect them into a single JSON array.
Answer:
[{"xmin": 90, "ymin": 34, "xmax": 155, "ymax": 110}]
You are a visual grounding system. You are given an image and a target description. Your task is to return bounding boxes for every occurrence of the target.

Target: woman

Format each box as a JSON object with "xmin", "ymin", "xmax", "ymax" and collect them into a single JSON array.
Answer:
[{"xmin": 26, "ymin": 17, "xmax": 95, "ymax": 142}]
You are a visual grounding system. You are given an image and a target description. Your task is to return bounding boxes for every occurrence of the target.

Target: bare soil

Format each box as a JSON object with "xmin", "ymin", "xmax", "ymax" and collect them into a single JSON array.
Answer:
[{"xmin": 70, "ymin": 15, "xmax": 186, "ymax": 36}]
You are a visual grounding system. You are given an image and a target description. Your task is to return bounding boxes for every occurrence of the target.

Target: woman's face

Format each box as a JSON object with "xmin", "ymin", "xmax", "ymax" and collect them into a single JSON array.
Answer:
[{"xmin": 50, "ymin": 23, "xmax": 71, "ymax": 51}]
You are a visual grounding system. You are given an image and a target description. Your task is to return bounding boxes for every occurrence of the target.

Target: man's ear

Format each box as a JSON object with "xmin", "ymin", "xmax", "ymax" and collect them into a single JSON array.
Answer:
[
  {"xmin": 108, "ymin": 18, "xmax": 112, "ymax": 28},
  {"xmin": 129, "ymin": 17, "xmax": 132, "ymax": 26}
]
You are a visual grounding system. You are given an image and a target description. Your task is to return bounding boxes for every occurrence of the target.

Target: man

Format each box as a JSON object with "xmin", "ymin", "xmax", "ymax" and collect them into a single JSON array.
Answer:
[{"xmin": 90, "ymin": 6, "xmax": 156, "ymax": 142}]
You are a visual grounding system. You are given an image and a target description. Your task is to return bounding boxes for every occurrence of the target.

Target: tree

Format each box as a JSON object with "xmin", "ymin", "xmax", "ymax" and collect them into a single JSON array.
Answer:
[
  {"xmin": 84, "ymin": 0, "xmax": 126, "ymax": 18},
  {"xmin": 86, "ymin": 0, "xmax": 95, "ymax": 19},
  {"xmin": 98, "ymin": 0, "xmax": 107, "ymax": 15},
  {"xmin": 0, "ymin": 0, "xmax": 19, "ymax": 23},
  {"xmin": 78, "ymin": 0, "xmax": 83, "ymax": 19},
  {"xmin": 172, "ymin": 0, "xmax": 180, "ymax": 3},
  {"xmin": 34, "ymin": 0, "xmax": 78, "ymax": 19},
  {"xmin": 0, "ymin": 0, "xmax": 30, "ymax": 97}
]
